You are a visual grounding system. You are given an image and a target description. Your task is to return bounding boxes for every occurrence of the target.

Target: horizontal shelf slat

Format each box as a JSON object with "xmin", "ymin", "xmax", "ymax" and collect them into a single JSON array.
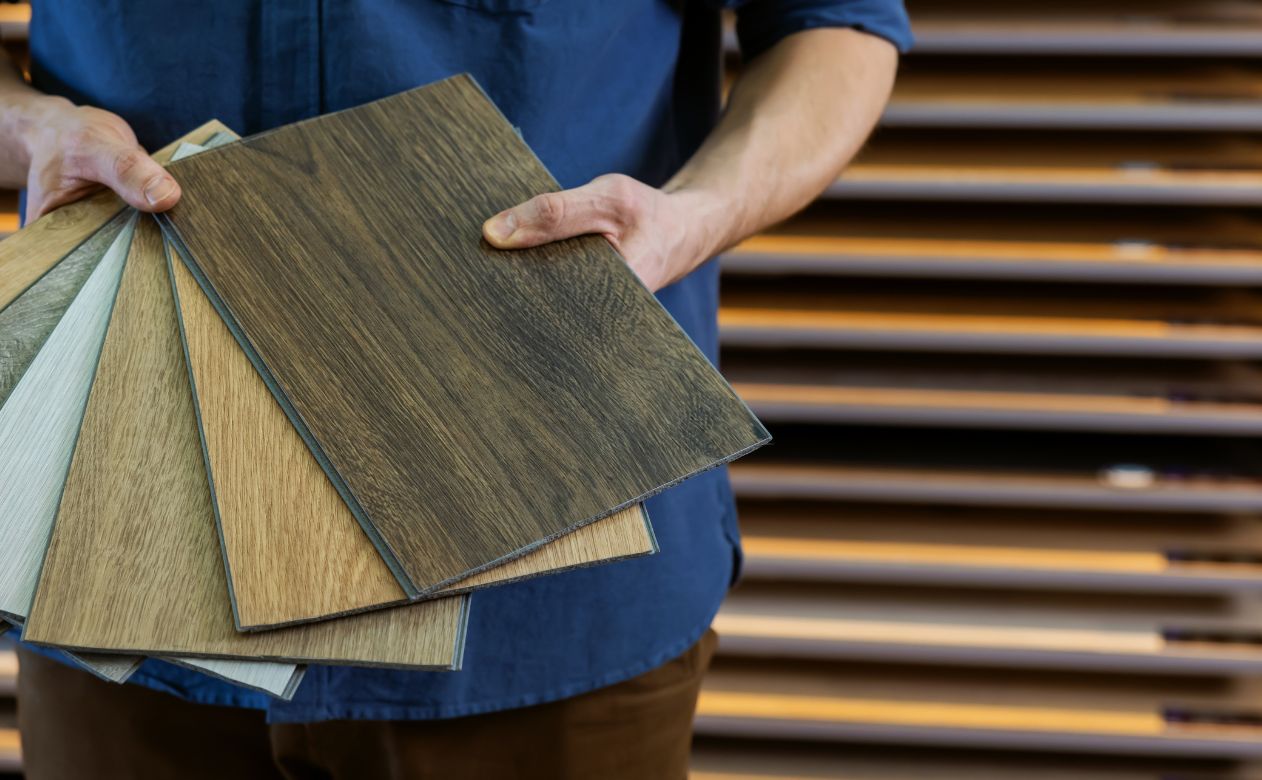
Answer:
[
  {"xmin": 698, "ymin": 660, "xmax": 1262, "ymax": 757},
  {"xmin": 720, "ymin": 277, "xmax": 1262, "ymax": 358},
  {"xmin": 737, "ymin": 501, "xmax": 1262, "ymax": 593},
  {"xmin": 883, "ymin": 63, "xmax": 1262, "ymax": 131},
  {"xmin": 716, "ymin": 584, "xmax": 1262, "ymax": 674},
  {"xmin": 690, "ymin": 739, "xmax": 1227, "ymax": 780},
  {"xmin": 828, "ymin": 131, "xmax": 1262, "ymax": 205},
  {"xmin": 731, "ymin": 463, "xmax": 1262, "ymax": 512},
  {"xmin": 910, "ymin": 25, "xmax": 1262, "ymax": 57},
  {"xmin": 724, "ymin": 202, "xmax": 1262, "ymax": 285},
  {"xmin": 733, "ymin": 382, "xmax": 1262, "ymax": 436}
]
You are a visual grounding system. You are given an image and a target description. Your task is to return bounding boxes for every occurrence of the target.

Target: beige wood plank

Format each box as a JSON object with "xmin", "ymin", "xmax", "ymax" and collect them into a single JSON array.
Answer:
[{"xmin": 23, "ymin": 218, "xmax": 467, "ymax": 667}]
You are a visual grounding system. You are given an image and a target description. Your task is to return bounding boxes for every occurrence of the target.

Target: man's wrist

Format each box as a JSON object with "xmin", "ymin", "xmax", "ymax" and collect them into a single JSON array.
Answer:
[
  {"xmin": 8, "ymin": 94, "xmax": 75, "ymax": 168},
  {"xmin": 660, "ymin": 186, "xmax": 741, "ymax": 281}
]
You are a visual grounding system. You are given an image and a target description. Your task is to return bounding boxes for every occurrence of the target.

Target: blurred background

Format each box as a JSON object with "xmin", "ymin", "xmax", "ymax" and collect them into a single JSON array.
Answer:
[
  {"xmin": 697, "ymin": 1, "xmax": 1262, "ymax": 778},
  {"xmin": 9, "ymin": 1, "xmax": 1262, "ymax": 778}
]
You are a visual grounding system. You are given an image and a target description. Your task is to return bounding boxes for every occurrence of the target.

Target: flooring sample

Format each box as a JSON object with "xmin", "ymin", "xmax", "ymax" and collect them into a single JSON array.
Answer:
[
  {"xmin": 0, "ymin": 120, "xmax": 229, "ymax": 313},
  {"xmin": 0, "ymin": 213, "xmax": 135, "ymax": 622},
  {"xmin": 172, "ymin": 243, "xmax": 655, "ymax": 629},
  {"xmin": 0, "ymin": 211, "xmax": 128, "ymax": 409},
  {"xmin": 169, "ymin": 657, "xmax": 306, "ymax": 700},
  {"xmin": 160, "ymin": 74, "xmax": 768, "ymax": 597},
  {"xmin": 22, "ymin": 218, "xmax": 468, "ymax": 668}
]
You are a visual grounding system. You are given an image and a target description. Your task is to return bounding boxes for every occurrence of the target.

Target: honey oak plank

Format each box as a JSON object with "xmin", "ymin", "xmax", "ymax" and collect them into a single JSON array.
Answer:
[
  {"xmin": 159, "ymin": 75, "xmax": 766, "ymax": 597},
  {"xmin": 167, "ymin": 146, "xmax": 655, "ymax": 629},
  {"xmin": 22, "ymin": 218, "xmax": 468, "ymax": 668}
]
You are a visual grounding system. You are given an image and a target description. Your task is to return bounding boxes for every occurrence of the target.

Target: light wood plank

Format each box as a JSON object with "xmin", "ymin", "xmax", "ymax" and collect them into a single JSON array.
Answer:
[
  {"xmin": 696, "ymin": 660, "xmax": 1262, "ymax": 754},
  {"xmin": 0, "ymin": 213, "xmax": 135, "ymax": 621},
  {"xmin": 23, "ymin": 218, "xmax": 468, "ymax": 668}
]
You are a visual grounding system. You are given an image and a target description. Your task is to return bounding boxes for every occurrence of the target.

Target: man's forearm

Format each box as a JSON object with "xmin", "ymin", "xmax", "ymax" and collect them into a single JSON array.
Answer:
[
  {"xmin": 0, "ymin": 53, "xmax": 68, "ymax": 189},
  {"xmin": 482, "ymin": 26, "xmax": 897, "ymax": 292},
  {"xmin": 662, "ymin": 27, "xmax": 898, "ymax": 280}
]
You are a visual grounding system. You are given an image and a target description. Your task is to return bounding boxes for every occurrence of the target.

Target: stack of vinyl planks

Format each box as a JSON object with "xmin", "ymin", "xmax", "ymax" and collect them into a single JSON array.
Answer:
[{"xmin": 703, "ymin": 1, "xmax": 1262, "ymax": 777}]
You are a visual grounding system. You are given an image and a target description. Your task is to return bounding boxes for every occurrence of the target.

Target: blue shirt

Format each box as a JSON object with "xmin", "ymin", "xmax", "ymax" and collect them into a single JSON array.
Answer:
[{"xmin": 22, "ymin": 0, "xmax": 911, "ymax": 722}]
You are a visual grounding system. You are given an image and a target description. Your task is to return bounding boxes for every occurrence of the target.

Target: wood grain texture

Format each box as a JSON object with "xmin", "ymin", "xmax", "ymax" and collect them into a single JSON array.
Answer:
[
  {"xmin": 0, "ymin": 213, "xmax": 135, "ymax": 621},
  {"xmin": 22, "ymin": 218, "xmax": 468, "ymax": 668},
  {"xmin": 0, "ymin": 120, "xmax": 229, "ymax": 313},
  {"xmin": 173, "ymin": 242, "xmax": 654, "ymax": 628},
  {"xmin": 0, "ymin": 211, "xmax": 126, "ymax": 409},
  {"xmin": 160, "ymin": 74, "xmax": 767, "ymax": 596}
]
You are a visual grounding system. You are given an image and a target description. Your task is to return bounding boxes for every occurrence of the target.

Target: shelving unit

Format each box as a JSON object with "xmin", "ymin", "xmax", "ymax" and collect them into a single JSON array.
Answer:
[{"xmin": 704, "ymin": 2, "xmax": 1262, "ymax": 776}]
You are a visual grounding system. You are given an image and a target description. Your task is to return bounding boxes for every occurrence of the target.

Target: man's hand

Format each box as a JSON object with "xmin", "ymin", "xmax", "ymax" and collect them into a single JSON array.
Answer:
[
  {"xmin": 21, "ymin": 99, "xmax": 180, "ymax": 223},
  {"xmin": 482, "ymin": 174, "xmax": 702, "ymax": 292},
  {"xmin": 482, "ymin": 27, "xmax": 897, "ymax": 292}
]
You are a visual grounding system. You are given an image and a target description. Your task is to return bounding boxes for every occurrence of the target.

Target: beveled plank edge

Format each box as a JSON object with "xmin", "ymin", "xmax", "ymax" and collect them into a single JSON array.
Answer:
[
  {"xmin": 24, "ymin": 593, "xmax": 470, "ymax": 671},
  {"xmin": 159, "ymin": 215, "xmax": 768, "ymax": 599},
  {"xmin": 431, "ymin": 504, "xmax": 661, "ymax": 599}
]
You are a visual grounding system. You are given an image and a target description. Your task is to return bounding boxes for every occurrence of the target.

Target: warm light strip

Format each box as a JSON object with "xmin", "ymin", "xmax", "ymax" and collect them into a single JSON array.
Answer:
[
  {"xmin": 741, "ymin": 536, "xmax": 1166, "ymax": 573},
  {"xmin": 697, "ymin": 691, "xmax": 1165, "ymax": 735},
  {"xmin": 712, "ymin": 613, "xmax": 1164, "ymax": 654}
]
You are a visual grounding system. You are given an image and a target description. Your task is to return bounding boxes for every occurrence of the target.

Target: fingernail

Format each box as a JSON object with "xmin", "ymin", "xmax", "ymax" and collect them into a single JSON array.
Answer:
[
  {"xmin": 485, "ymin": 212, "xmax": 516, "ymax": 243},
  {"xmin": 144, "ymin": 176, "xmax": 176, "ymax": 205}
]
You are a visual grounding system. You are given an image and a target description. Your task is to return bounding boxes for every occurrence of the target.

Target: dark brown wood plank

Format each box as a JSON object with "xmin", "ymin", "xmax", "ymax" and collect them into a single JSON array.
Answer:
[{"xmin": 159, "ymin": 74, "xmax": 767, "ymax": 596}]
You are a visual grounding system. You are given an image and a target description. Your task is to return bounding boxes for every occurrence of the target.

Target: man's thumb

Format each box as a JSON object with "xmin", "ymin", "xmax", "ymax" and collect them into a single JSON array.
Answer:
[{"xmin": 88, "ymin": 142, "xmax": 181, "ymax": 213}]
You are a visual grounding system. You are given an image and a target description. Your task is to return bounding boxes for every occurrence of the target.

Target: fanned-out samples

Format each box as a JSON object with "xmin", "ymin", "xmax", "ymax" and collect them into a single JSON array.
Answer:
[
  {"xmin": 1, "ymin": 75, "xmax": 767, "ymax": 701},
  {"xmin": 21, "ymin": 219, "xmax": 469, "ymax": 670},
  {"xmin": 161, "ymin": 73, "xmax": 768, "ymax": 598}
]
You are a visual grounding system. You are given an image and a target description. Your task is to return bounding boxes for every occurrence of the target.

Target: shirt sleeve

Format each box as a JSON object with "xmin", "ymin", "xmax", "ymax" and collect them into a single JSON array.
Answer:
[{"xmin": 718, "ymin": 0, "xmax": 914, "ymax": 60}]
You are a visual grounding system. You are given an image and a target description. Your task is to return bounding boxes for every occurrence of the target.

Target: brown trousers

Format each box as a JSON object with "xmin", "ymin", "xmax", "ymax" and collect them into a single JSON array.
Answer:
[{"xmin": 17, "ymin": 630, "xmax": 716, "ymax": 780}]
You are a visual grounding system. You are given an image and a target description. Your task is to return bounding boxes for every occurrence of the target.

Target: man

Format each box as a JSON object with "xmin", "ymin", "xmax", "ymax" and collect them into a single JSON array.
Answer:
[{"xmin": 4, "ymin": 1, "xmax": 907, "ymax": 778}]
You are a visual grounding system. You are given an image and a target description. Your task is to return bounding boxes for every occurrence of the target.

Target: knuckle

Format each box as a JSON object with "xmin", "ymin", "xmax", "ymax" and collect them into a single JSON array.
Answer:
[
  {"xmin": 532, "ymin": 193, "xmax": 567, "ymax": 228},
  {"xmin": 111, "ymin": 148, "xmax": 148, "ymax": 182}
]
